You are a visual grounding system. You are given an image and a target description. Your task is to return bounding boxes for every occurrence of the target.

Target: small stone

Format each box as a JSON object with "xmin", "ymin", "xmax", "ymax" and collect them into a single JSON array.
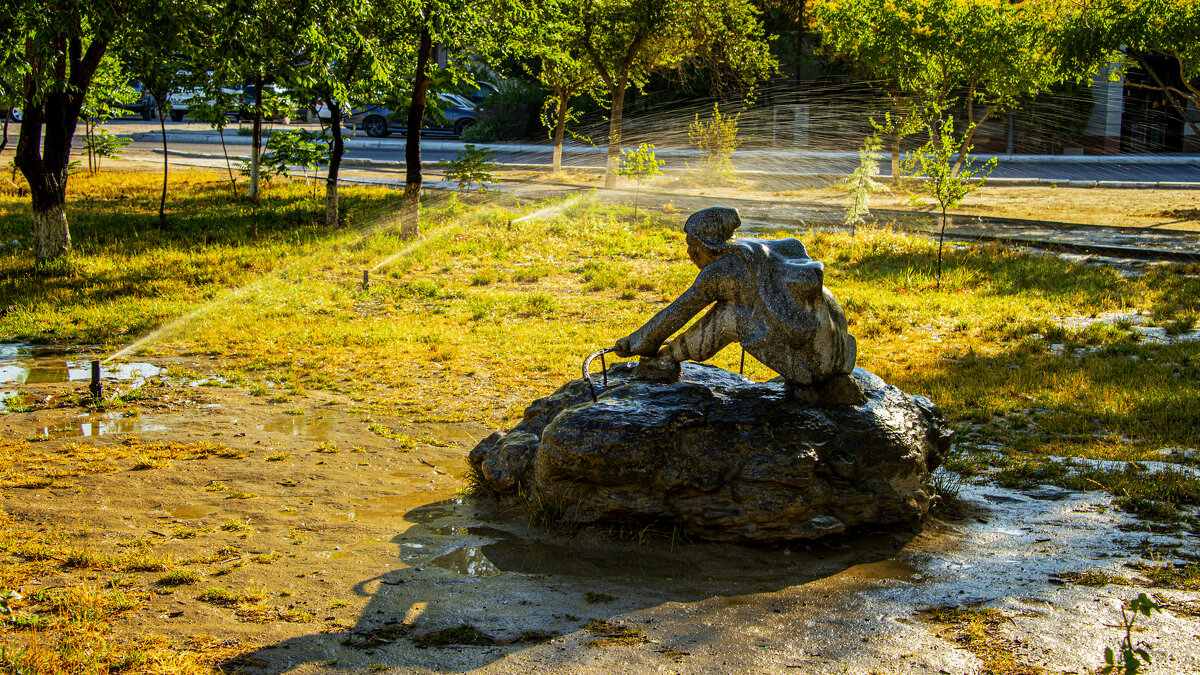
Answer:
[{"xmin": 1024, "ymin": 487, "xmax": 1072, "ymax": 501}]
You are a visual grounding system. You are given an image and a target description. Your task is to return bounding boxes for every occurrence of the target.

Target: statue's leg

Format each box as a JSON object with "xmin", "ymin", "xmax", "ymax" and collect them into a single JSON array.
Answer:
[{"xmin": 660, "ymin": 302, "xmax": 749, "ymax": 364}]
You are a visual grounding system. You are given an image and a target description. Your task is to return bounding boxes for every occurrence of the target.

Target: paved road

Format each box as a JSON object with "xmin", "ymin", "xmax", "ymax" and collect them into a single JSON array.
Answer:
[{"xmin": 101, "ymin": 118, "xmax": 1200, "ymax": 184}]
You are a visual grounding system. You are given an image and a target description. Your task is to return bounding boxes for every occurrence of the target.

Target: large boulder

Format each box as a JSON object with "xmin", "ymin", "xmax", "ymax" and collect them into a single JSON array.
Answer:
[{"xmin": 469, "ymin": 362, "xmax": 952, "ymax": 543}]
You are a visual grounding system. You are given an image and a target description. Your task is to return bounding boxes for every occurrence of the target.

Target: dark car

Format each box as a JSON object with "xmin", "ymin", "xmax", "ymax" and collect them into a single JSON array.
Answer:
[
  {"xmin": 114, "ymin": 82, "xmax": 158, "ymax": 120},
  {"xmin": 458, "ymin": 81, "xmax": 498, "ymax": 105},
  {"xmin": 348, "ymin": 93, "xmax": 477, "ymax": 138}
]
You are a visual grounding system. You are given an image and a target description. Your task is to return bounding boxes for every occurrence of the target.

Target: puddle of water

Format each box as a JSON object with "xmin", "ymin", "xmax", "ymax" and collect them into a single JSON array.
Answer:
[
  {"xmin": 391, "ymin": 498, "xmax": 912, "ymax": 598},
  {"xmin": 255, "ymin": 412, "xmax": 348, "ymax": 441},
  {"xmin": 38, "ymin": 413, "xmax": 168, "ymax": 438},
  {"xmin": 0, "ymin": 344, "xmax": 162, "ymax": 386},
  {"xmin": 429, "ymin": 547, "xmax": 500, "ymax": 576}
]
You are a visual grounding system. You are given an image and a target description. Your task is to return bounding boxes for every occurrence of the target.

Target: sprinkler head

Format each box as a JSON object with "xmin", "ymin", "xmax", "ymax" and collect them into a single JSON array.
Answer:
[{"xmin": 89, "ymin": 360, "xmax": 102, "ymax": 402}]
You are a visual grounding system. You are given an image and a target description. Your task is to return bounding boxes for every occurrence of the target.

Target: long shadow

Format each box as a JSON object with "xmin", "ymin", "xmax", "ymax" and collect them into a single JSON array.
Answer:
[{"xmin": 222, "ymin": 496, "xmax": 921, "ymax": 673}]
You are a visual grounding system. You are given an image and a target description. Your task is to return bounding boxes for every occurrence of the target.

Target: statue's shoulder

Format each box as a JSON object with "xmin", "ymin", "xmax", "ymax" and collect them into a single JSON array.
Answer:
[{"xmin": 734, "ymin": 237, "xmax": 811, "ymax": 260}]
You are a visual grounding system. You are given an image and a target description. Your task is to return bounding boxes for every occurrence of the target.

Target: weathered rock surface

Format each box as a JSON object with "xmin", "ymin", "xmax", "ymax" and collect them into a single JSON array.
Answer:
[{"xmin": 469, "ymin": 362, "xmax": 952, "ymax": 542}]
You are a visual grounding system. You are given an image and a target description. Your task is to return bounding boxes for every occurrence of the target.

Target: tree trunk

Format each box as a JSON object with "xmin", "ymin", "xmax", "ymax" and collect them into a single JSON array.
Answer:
[
  {"xmin": 34, "ymin": 202, "xmax": 70, "ymax": 262},
  {"xmin": 603, "ymin": 75, "xmax": 628, "ymax": 188},
  {"xmin": 936, "ymin": 207, "xmax": 947, "ymax": 288},
  {"xmin": 552, "ymin": 90, "xmax": 568, "ymax": 174},
  {"xmin": 326, "ymin": 100, "xmax": 345, "ymax": 228},
  {"xmin": 249, "ymin": 72, "xmax": 263, "ymax": 199},
  {"xmin": 156, "ymin": 93, "xmax": 169, "ymax": 224},
  {"xmin": 17, "ymin": 79, "xmax": 91, "ymax": 264},
  {"xmin": 402, "ymin": 24, "xmax": 433, "ymax": 239},
  {"xmin": 891, "ymin": 132, "xmax": 901, "ymax": 185},
  {"xmin": 219, "ymin": 128, "xmax": 236, "ymax": 195}
]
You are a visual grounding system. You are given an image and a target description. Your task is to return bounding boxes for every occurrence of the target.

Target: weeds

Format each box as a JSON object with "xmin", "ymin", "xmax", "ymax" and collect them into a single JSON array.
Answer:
[
  {"xmin": 583, "ymin": 619, "xmax": 648, "ymax": 648},
  {"xmin": 158, "ymin": 569, "xmax": 201, "ymax": 586},
  {"xmin": 412, "ymin": 624, "xmax": 497, "ymax": 648},
  {"xmin": 924, "ymin": 606, "xmax": 1043, "ymax": 674},
  {"xmin": 1101, "ymin": 594, "xmax": 1160, "ymax": 674}
]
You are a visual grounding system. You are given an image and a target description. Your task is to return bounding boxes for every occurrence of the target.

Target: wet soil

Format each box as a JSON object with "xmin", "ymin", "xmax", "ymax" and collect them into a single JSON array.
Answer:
[{"xmin": 1, "ymin": 350, "xmax": 1198, "ymax": 674}]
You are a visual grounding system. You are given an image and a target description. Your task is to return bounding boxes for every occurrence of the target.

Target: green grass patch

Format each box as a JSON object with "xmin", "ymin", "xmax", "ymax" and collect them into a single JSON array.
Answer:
[{"xmin": 2, "ymin": 169, "xmax": 1197, "ymax": 471}]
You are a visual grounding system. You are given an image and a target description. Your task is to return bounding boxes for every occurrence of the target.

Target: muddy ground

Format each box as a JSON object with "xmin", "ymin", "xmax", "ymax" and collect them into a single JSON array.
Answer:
[{"xmin": 2, "ymin": 351, "xmax": 1198, "ymax": 674}]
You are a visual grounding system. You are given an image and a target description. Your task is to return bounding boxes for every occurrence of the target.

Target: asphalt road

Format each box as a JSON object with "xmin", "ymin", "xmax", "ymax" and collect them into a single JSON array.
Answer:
[{"xmin": 99, "ymin": 118, "xmax": 1200, "ymax": 184}]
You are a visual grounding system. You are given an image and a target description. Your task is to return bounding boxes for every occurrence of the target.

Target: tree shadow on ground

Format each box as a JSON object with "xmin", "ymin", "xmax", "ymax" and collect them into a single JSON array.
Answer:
[{"xmin": 221, "ymin": 496, "xmax": 922, "ymax": 674}]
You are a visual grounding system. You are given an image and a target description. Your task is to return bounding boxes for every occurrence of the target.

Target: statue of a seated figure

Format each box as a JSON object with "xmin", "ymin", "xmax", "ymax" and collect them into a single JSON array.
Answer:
[{"xmin": 615, "ymin": 206, "xmax": 859, "ymax": 396}]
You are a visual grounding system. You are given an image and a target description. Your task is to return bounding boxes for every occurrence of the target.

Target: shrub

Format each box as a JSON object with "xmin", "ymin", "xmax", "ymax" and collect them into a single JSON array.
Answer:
[
  {"xmin": 688, "ymin": 102, "xmax": 741, "ymax": 183},
  {"xmin": 440, "ymin": 145, "xmax": 499, "ymax": 191},
  {"xmin": 845, "ymin": 133, "xmax": 886, "ymax": 226}
]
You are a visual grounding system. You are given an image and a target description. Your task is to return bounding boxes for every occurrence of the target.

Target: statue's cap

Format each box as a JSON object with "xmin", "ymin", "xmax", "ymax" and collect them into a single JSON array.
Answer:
[{"xmin": 684, "ymin": 207, "xmax": 741, "ymax": 248}]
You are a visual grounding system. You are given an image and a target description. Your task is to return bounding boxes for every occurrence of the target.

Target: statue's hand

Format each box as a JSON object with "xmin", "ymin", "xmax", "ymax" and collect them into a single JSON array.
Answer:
[
  {"xmin": 614, "ymin": 336, "xmax": 634, "ymax": 357},
  {"xmin": 616, "ymin": 331, "xmax": 658, "ymax": 357}
]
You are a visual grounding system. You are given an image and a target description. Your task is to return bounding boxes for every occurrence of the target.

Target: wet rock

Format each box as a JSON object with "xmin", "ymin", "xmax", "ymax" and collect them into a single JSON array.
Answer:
[
  {"xmin": 1024, "ymin": 487, "xmax": 1073, "ymax": 501},
  {"xmin": 470, "ymin": 362, "xmax": 952, "ymax": 543}
]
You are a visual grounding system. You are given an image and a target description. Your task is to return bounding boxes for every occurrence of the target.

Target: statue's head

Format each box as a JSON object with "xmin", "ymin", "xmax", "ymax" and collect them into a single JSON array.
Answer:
[{"xmin": 684, "ymin": 207, "xmax": 740, "ymax": 269}]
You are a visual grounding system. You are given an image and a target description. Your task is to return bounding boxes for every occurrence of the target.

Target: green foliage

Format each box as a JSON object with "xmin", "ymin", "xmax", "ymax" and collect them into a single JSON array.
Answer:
[
  {"xmin": 616, "ymin": 143, "xmax": 664, "ymax": 187},
  {"xmin": 616, "ymin": 143, "xmax": 664, "ymax": 219},
  {"xmin": 812, "ymin": 0, "xmax": 1062, "ymax": 157},
  {"xmin": 687, "ymin": 103, "xmax": 741, "ymax": 183},
  {"xmin": 845, "ymin": 133, "xmax": 885, "ymax": 226},
  {"xmin": 1102, "ymin": 594, "xmax": 1161, "ymax": 675},
  {"xmin": 439, "ymin": 144, "xmax": 499, "ymax": 191},
  {"xmin": 577, "ymin": 0, "xmax": 776, "ymax": 185},
  {"xmin": 260, "ymin": 130, "xmax": 331, "ymax": 184},
  {"xmin": 81, "ymin": 54, "xmax": 137, "ymax": 175},
  {"xmin": 458, "ymin": 120, "xmax": 499, "ymax": 143},
  {"xmin": 82, "ymin": 130, "xmax": 132, "ymax": 174},
  {"xmin": 1051, "ymin": 0, "xmax": 1200, "ymax": 138},
  {"xmin": 903, "ymin": 116, "xmax": 997, "ymax": 287}
]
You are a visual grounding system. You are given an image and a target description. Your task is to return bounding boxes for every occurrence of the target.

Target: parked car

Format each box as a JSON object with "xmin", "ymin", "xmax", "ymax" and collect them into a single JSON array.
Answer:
[
  {"xmin": 114, "ymin": 81, "xmax": 158, "ymax": 120},
  {"xmin": 346, "ymin": 93, "xmax": 477, "ymax": 138},
  {"xmin": 458, "ymin": 81, "xmax": 498, "ymax": 105},
  {"xmin": 168, "ymin": 77, "xmax": 243, "ymax": 122},
  {"xmin": 1, "ymin": 107, "xmax": 20, "ymax": 121},
  {"xmin": 239, "ymin": 83, "xmax": 300, "ymax": 122}
]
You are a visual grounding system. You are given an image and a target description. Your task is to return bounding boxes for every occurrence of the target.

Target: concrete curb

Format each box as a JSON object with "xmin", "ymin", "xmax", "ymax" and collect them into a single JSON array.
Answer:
[
  {"xmin": 129, "ymin": 131, "xmax": 1200, "ymax": 165},
  {"xmin": 152, "ymin": 148, "xmax": 1200, "ymax": 190}
]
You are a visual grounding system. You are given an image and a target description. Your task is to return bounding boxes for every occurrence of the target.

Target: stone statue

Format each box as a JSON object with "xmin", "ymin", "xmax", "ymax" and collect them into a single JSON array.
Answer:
[
  {"xmin": 466, "ymin": 205, "xmax": 953, "ymax": 542},
  {"xmin": 615, "ymin": 206, "xmax": 857, "ymax": 388}
]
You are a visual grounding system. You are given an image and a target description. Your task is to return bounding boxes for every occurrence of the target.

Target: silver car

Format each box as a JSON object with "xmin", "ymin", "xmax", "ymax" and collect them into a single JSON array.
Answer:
[{"xmin": 348, "ymin": 93, "xmax": 477, "ymax": 138}]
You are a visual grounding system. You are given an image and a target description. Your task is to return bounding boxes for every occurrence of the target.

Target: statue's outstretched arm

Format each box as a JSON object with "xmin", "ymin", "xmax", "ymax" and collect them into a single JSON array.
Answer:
[{"xmin": 615, "ymin": 271, "xmax": 721, "ymax": 357}]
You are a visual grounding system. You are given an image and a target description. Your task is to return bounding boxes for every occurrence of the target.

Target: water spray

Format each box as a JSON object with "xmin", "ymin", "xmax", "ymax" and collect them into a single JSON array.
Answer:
[
  {"xmin": 101, "ymin": 190, "xmax": 588, "ymax": 365},
  {"xmin": 89, "ymin": 360, "xmax": 102, "ymax": 402}
]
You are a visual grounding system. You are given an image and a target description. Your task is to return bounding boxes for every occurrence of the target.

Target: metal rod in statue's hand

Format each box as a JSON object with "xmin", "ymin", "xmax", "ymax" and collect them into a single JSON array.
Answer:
[{"xmin": 583, "ymin": 347, "xmax": 618, "ymax": 402}]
